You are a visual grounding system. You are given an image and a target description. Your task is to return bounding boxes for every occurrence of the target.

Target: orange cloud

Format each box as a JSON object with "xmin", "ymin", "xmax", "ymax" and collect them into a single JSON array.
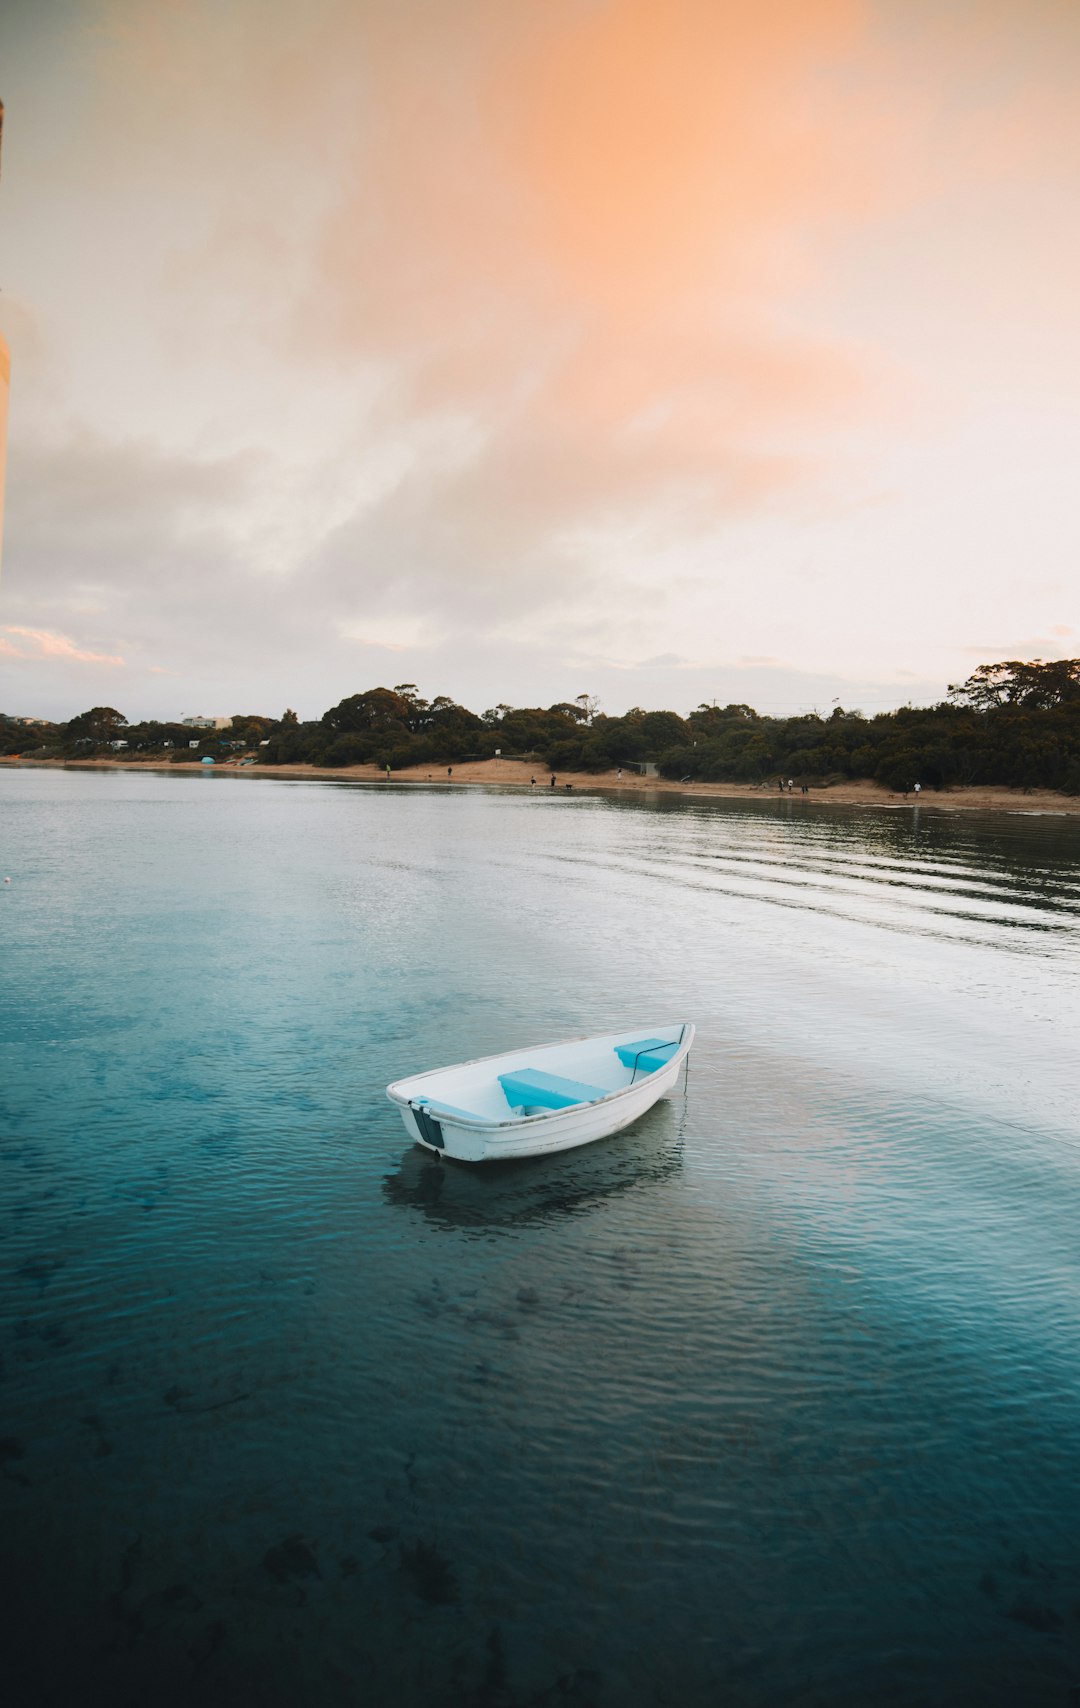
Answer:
[
  {"xmin": 501, "ymin": 0, "xmax": 864, "ymax": 310},
  {"xmin": 284, "ymin": 0, "xmax": 895, "ymax": 590},
  {"xmin": 313, "ymin": 2, "xmax": 876, "ymax": 352},
  {"xmin": 2, "ymin": 626, "xmax": 125, "ymax": 666}
]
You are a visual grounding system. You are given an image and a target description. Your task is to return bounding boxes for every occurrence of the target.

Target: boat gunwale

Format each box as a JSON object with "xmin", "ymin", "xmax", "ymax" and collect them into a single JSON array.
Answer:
[{"xmin": 386, "ymin": 1022, "xmax": 694, "ymax": 1131}]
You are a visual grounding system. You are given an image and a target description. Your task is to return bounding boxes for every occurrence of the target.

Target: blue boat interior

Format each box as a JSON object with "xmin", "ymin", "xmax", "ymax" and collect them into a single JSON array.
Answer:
[
  {"xmin": 497, "ymin": 1040, "xmax": 677, "ymax": 1114},
  {"xmin": 497, "ymin": 1068, "xmax": 608, "ymax": 1111},
  {"xmin": 403, "ymin": 1033, "xmax": 683, "ymax": 1128},
  {"xmin": 614, "ymin": 1038, "xmax": 678, "ymax": 1072}
]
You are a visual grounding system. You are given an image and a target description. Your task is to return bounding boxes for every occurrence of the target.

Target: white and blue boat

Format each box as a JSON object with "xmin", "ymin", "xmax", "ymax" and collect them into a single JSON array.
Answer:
[{"xmin": 387, "ymin": 1023, "xmax": 694, "ymax": 1163}]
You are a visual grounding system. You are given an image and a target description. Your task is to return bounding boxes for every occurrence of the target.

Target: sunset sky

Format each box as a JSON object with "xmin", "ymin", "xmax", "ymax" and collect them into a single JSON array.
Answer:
[{"xmin": 1, "ymin": 0, "xmax": 1078, "ymax": 723}]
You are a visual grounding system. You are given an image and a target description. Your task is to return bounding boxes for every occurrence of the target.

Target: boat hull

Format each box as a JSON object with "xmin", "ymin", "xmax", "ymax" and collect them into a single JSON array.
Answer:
[{"xmin": 387, "ymin": 1024, "xmax": 693, "ymax": 1163}]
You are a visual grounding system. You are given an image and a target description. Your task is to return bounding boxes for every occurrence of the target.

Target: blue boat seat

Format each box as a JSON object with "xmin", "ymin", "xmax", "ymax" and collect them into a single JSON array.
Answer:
[
  {"xmin": 497, "ymin": 1068, "xmax": 607, "ymax": 1111},
  {"xmin": 614, "ymin": 1038, "xmax": 677, "ymax": 1072}
]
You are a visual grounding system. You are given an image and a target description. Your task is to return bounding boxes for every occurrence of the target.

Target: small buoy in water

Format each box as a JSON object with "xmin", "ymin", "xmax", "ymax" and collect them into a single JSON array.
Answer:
[{"xmin": 3, "ymin": 876, "xmax": 10, "ymax": 885}]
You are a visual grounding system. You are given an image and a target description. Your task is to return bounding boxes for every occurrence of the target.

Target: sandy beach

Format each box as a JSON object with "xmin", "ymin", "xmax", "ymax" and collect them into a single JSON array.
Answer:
[{"xmin": 5, "ymin": 752, "xmax": 1080, "ymax": 813}]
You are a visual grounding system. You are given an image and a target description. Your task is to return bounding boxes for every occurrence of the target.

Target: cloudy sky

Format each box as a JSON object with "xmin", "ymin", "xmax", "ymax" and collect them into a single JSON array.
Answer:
[{"xmin": 1, "ymin": 0, "xmax": 1078, "ymax": 723}]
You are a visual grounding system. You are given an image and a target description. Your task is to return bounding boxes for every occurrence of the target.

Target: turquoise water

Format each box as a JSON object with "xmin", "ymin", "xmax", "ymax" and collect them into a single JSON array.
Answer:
[{"xmin": 2, "ymin": 768, "xmax": 1080, "ymax": 1706}]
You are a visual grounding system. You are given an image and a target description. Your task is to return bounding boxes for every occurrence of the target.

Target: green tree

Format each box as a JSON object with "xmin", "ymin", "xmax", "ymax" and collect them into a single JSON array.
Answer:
[
  {"xmin": 948, "ymin": 658, "xmax": 1080, "ymax": 711},
  {"xmin": 322, "ymin": 688, "xmax": 413, "ymax": 735},
  {"xmin": 65, "ymin": 707, "xmax": 127, "ymax": 742},
  {"xmin": 640, "ymin": 710, "xmax": 689, "ymax": 752}
]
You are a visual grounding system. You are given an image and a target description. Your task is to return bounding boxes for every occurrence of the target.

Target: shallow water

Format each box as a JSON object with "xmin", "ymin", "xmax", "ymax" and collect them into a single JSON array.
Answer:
[{"xmin": 2, "ymin": 769, "xmax": 1080, "ymax": 1706}]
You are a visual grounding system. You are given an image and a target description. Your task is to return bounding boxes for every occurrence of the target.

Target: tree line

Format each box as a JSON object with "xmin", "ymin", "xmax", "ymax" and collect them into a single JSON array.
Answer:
[{"xmin": 4, "ymin": 660, "xmax": 1079, "ymax": 792}]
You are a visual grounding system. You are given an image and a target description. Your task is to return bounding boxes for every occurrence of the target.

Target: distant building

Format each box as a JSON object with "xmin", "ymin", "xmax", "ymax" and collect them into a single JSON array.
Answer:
[
  {"xmin": 182, "ymin": 715, "xmax": 232, "ymax": 730},
  {"xmin": 109, "ymin": 739, "xmax": 129, "ymax": 750},
  {"xmin": 188, "ymin": 740, "xmax": 200, "ymax": 749}
]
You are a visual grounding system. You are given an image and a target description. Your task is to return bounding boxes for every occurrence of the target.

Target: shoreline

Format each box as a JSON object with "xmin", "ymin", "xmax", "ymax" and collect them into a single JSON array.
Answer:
[{"xmin": 3, "ymin": 753, "xmax": 1079, "ymax": 814}]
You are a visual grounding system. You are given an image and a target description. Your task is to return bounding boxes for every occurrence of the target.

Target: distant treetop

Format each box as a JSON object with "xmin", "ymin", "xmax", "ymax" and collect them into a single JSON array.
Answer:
[{"xmin": 948, "ymin": 658, "xmax": 1080, "ymax": 712}]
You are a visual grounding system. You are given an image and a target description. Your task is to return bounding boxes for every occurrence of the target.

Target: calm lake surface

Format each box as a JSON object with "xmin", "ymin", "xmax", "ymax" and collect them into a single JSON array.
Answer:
[{"xmin": 3, "ymin": 768, "xmax": 1080, "ymax": 1706}]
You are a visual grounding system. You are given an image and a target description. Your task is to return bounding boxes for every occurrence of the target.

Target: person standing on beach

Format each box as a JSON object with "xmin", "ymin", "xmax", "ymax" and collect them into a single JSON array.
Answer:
[
  {"xmin": 914, "ymin": 781, "xmax": 921, "ymax": 796},
  {"xmin": 447, "ymin": 766, "xmax": 452, "ymax": 779},
  {"xmin": 550, "ymin": 774, "xmax": 556, "ymax": 788},
  {"xmin": 385, "ymin": 763, "xmax": 391, "ymax": 779}
]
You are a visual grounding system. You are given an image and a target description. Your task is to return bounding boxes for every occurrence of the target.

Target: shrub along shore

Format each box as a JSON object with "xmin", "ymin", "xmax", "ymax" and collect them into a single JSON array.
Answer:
[{"xmin": 4, "ymin": 659, "xmax": 1080, "ymax": 801}]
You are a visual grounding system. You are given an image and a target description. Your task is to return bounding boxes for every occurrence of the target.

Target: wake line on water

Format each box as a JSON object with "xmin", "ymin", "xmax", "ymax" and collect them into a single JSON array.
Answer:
[{"xmin": 532, "ymin": 848, "xmax": 1080, "ymax": 953}]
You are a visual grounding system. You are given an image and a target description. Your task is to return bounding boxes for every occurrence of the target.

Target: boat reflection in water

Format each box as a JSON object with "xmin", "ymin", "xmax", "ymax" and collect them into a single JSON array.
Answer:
[{"xmin": 382, "ymin": 1095, "xmax": 687, "ymax": 1234}]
